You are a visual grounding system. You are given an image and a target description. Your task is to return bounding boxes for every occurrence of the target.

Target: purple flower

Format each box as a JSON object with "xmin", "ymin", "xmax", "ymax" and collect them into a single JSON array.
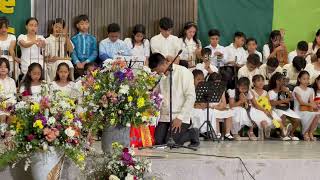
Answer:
[
  {"xmin": 121, "ymin": 151, "xmax": 134, "ymax": 166},
  {"xmin": 114, "ymin": 71, "xmax": 125, "ymax": 82},
  {"xmin": 26, "ymin": 134, "xmax": 35, "ymax": 141},
  {"xmin": 34, "ymin": 114, "xmax": 47, "ymax": 126},
  {"xmin": 124, "ymin": 68, "xmax": 134, "ymax": 80},
  {"xmin": 151, "ymin": 91, "xmax": 163, "ymax": 109}
]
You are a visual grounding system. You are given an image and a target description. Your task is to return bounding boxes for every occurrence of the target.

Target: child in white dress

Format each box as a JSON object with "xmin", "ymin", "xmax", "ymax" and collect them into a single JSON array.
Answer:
[
  {"xmin": 18, "ymin": 18, "xmax": 46, "ymax": 75},
  {"xmin": 250, "ymin": 75, "xmax": 290, "ymax": 140},
  {"xmin": 19, "ymin": 63, "xmax": 44, "ymax": 102},
  {"xmin": 50, "ymin": 62, "xmax": 77, "ymax": 98},
  {"xmin": 46, "ymin": 18, "xmax": 74, "ymax": 81},
  {"xmin": 228, "ymin": 77, "xmax": 256, "ymax": 141},
  {"xmin": 293, "ymin": 71, "xmax": 320, "ymax": 141},
  {"xmin": 268, "ymin": 72, "xmax": 301, "ymax": 140},
  {"xmin": 190, "ymin": 70, "xmax": 216, "ymax": 135},
  {"xmin": 207, "ymin": 73, "xmax": 234, "ymax": 140},
  {"xmin": 0, "ymin": 58, "xmax": 16, "ymax": 121}
]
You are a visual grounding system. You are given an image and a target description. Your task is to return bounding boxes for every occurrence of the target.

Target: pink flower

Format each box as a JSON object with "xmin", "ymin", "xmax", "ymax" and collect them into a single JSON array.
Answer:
[
  {"xmin": 22, "ymin": 90, "xmax": 31, "ymax": 97},
  {"xmin": 40, "ymin": 97, "xmax": 50, "ymax": 109},
  {"xmin": 43, "ymin": 127, "xmax": 60, "ymax": 142},
  {"xmin": 26, "ymin": 134, "xmax": 35, "ymax": 141}
]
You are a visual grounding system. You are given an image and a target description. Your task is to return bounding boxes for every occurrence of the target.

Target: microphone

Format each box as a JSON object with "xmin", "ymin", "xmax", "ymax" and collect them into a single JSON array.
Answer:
[{"xmin": 128, "ymin": 59, "xmax": 132, "ymax": 68}]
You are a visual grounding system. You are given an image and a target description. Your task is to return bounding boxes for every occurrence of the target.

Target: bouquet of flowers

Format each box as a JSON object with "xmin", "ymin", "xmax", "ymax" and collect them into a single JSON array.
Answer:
[
  {"xmin": 0, "ymin": 83, "xmax": 88, "ymax": 171},
  {"xmin": 87, "ymin": 142, "xmax": 151, "ymax": 180},
  {"xmin": 82, "ymin": 59, "xmax": 162, "ymax": 133}
]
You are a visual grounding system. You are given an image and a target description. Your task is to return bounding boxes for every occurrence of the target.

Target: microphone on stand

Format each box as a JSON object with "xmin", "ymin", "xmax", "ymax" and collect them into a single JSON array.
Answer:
[{"xmin": 128, "ymin": 58, "xmax": 133, "ymax": 68}]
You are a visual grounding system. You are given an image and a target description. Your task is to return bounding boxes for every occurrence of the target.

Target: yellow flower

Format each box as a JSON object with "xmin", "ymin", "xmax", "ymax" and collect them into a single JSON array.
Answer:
[
  {"xmin": 155, "ymin": 111, "xmax": 160, "ymax": 117},
  {"xmin": 77, "ymin": 153, "xmax": 85, "ymax": 162},
  {"xmin": 128, "ymin": 96, "xmax": 133, "ymax": 102},
  {"xmin": 110, "ymin": 118, "xmax": 116, "ymax": 126},
  {"xmin": 68, "ymin": 99, "xmax": 75, "ymax": 107},
  {"xmin": 137, "ymin": 97, "xmax": 145, "ymax": 108},
  {"xmin": 65, "ymin": 111, "xmax": 74, "ymax": 120},
  {"xmin": 92, "ymin": 69, "xmax": 98, "ymax": 77},
  {"xmin": 33, "ymin": 120, "xmax": 44, "ymax": 129},
  {"xmin": 31, "ymin": 103, "xmax": 40, "ymax": 113},
  {"xmin": 16, "ymin": 121, "xmax": 23, "ymax": 132},
  {"xmin": 112, "ymin": 142, "xmax": 123, "ymax": 149},
  {"xmin": 94, "ymin": 84, "xmax": 100, "ymax": 90}
]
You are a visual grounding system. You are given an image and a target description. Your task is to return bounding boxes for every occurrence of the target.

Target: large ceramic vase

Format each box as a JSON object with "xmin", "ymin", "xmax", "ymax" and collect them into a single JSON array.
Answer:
[
  {"xmin": 31, "ymin": 147, "xmax": 62, "ymax": 180},
  {"xmin": 101, "ymin": 125, "xmax": 130, "ymax": 153}
]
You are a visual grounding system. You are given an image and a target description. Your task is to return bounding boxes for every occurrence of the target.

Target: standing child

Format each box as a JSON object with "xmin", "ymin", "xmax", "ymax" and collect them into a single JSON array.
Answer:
[
  {"xmin": 250, "ymin": 75, "xmax": 290, "ymax": 140},
  {"xmin": 19, "ymin": 63, "xmax": 44, "ymax": 102},
  {"xmin": 18, "ymin": 17, "xmax": 46, "ymax": 76},
  {"xmin": 195, "ymin": 48, "xmax": 218, "ymax": 77},
  {"xmin": 71, "ymin": 14, "xmax": 97, "ymax": 78},
  {"xmin": 0, "ymin": 58, "xmax": 16, "ymax": 121},
  {"xmin": 50, "ymin": 62, "xmax": 77, "ymax": 97},
  {"xmin": 0, "ymin": 17, "xmax": 20, "ymax": 79},
  {"xmin": 268, "ymin": 72, "xmax": 301, "ymax": 140},
  {"xmin": 207, "ymin": 73, "xmax": 234, "ymax": 140},
  {"xmin": 293, "ymin": 71, "xmax": 320, "ymax": 141},
  {"xmin": 228, "ymin": 77, "xmax": 256, "ymax": 141},
  {"xmin": 46, "ymin": 18, "xmax": 74, "ymax": 81}
]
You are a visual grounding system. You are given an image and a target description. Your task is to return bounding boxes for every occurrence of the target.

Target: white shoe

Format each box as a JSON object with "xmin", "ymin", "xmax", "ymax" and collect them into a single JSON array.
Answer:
[
  {"xmin": 282, "ymin": 136, "xmax": 291, "ymax": 141},
  {"xmin": 216, "ymin": 133, "xmax": 222, "ymax": 139},
  {"xmin": 290, "ymin": 136, "xmax": 300, "ymax": 141},
  {"xmin": 286, "ymin": 123, "xmax": 292, "ymax": 137}
]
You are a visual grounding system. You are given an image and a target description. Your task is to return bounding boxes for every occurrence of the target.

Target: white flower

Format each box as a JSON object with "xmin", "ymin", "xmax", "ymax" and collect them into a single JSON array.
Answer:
[
  {"xmin": 15, "ymin": 101, "xmax": 27, "ymax": 109},
  {"xmin": 47, "ymin": 117, "xmax": 56, "ymax": 126},
  {"xmin": 135, "ymin": 165, "xmax": 141, "ymax": 170},
  {"xmin": 42, "ymin": 142, "xmax": 48, "ymax": 151},
  {"xmin": 64, "ymin": 127, "xmax": 75, "ymax": 138},
  {"xmin": 74, "ymin": 121, "xmax": 83, "ymax": 129},
  {"xmin": 136, "ymin": 112, "xmax": 141, "ymax": 117},
  {"xmin": 103, "ymin": 59, "xmax": 114, "ymax": 68},
  {"xmin": 142, "ymin": 116, "xmax": 148, "ymax": 122},
  {"xmin": 125, "ymin": 173, "xmax": 134, "ymax": 180},
  {"xmin": 126, "ymin": 123, "xmax": 131, "ymax": 127},
  {"xmin": 119, "ymin": 85, "xmax": 130, "ymax": 95},
  {"xmin": 0, "ymin": 123, "xmax": 8, "ymax": 134},
  {"xmin": 9, "ymin": 130, "xmax": 16, "ymax": 136},
  {"xmin": 143, "ymin": 66, "xmax": 152, "ymax": 74},
  {"xmin": 109, "ymin": 175, "xmax": 120, "ymax": 180},
  {"xmin": 24, "ymin": 158, "xmax": 31, "ymax": 171}
]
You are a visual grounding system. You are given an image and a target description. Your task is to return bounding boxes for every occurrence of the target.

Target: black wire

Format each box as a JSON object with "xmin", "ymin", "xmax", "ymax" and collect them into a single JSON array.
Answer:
[{"xmin": 163, "ymin": 150, "xmax": 256, "ymax": 180}]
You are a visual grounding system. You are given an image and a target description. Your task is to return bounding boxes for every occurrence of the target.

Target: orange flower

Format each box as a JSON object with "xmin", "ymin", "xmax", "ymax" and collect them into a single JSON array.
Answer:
[{"xmin": 43, "ymin": 127, "xmax": 60, "ymax": 142}]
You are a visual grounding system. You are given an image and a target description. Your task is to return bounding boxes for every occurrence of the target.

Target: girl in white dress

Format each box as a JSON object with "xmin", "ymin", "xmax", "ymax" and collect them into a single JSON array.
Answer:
[
  {"xmin": 0, "ymin": 17, "xmax": 20, "ymax": 79},
  {"xmin": 18, "ymin": 18, "xmax": 46, "ymax": 75},
  {"xmin": 19, "ymin": 63, "xmax": 44, "ymax": 102},
  {"xmin": 207, "ymin": 73, "xmax": 234, "ymax": 140},
  {"xmin": 268, "ymin": 72, "xmax": 301, "ymax": 140},
  {"xmin": 0, "ymin": 58, "xmax": 16, "ymax": 121},
  {"xmin": 124, "ymin": 24, "xmax": 150, "ymax": 68},
  {"xmin": 228, "ymin": 77, "xmax": 256, "ymax": 141},
  {"xmin": 250, "ymin": 75, "xmax": 290, "ymax": 140},
  {"xmin": 190, "ymin": 70, "xmax": 216, "ymax": 135},
  {"xmin": 293, "ymin": 71, "xmax": 320, "ymax": 141},
  {"xmin": 46, "ymin": 18, "xmax": 74, "ymax": 81},
  {"xmin": 50, "ymin": 62, "xmax": 76, "ymax": 98}
]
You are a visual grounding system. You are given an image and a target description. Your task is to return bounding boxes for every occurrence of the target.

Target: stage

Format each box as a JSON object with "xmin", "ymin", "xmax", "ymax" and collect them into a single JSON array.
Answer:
[{"xmin": 1, "ymin": 141, "xmax": 320, "ymax": 180}]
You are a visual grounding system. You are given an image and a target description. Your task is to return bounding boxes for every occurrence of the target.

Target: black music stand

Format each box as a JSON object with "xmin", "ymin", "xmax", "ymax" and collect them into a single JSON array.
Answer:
[{"xmin": 196, "ymin": 81, "xmax": 225, "ymax": 142}]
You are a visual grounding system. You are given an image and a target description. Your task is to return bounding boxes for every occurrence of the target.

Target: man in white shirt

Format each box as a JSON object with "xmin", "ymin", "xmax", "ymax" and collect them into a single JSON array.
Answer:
[
  {"xmin": 205, "ymin": 29, "xmax": 226, "ymax": 67},
  {"xmin": 288, "ymin": 41, "xmax": 311, "ymax": 63},
  {"xmin": 149, "ymin": 53, "xmax": 199, "ymax": 147},
  {"xmin": 238, "ymin": 54, "xmax": 262, "ymax": 87},
  {"xmin": 260, "ymin": 57, "xmax": 282, "ymax": 85},
  {"xmin": 245, "ymin": 38, "xmax": 263, "ymax": 62},
  {"xmin": 150, "ymin": 17, "xmax": 181, "ymax": 64},
  {"xmin": 224, "ymin": 31, "xmax": 247, "ymax": 67}
]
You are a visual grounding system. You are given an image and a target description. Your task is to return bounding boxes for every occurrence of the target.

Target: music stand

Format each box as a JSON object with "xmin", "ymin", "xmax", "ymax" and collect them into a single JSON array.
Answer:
[{"xmin": 196, "ymin": 81, "xmax": 225, "ymax": 142}]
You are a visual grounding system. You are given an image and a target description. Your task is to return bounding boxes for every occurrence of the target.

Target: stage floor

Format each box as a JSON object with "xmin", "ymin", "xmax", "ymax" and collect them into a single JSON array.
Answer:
[{"xmin": 1, "ymin": 141, "xmax": 320, "ymax": 180}]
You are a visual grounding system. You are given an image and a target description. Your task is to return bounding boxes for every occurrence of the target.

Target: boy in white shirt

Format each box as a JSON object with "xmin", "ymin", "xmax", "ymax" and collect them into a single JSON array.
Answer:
[
  {"xmin": 260, "ymin": 57, "xmax": 282, "ymax": 85},
  {"xmin": 238, "ymin": 54, "xmax": 262, "ymax": 86},
  {"xmin": 288, "ymin": 41, "xmax": 310, "ymax": 64},
  {"xmin": 150, "ymin": 17, "xmax": 181, "ymax": 64},
  {"xmin": 224, "ymin": 32, "xmax": 247, "ymax": 67},
  {"xmin": 245, "ymin": 38, "xmax": 262, "ymax": 62},
  {"xmin": 205, "ymin": 29, "xmax": 225, "ymax": 67},
  {"xmin": 195, "ymin": 48, "xmax": 218, "ymax": 77}
]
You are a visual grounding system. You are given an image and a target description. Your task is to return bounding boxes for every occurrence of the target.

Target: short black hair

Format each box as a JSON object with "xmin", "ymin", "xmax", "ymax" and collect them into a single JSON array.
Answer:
[
  {"xmin": 25, "ymin": 17, "xmax": 38, "ymax": 25},
  {"xmin": 0, "ymin": 57, "xmax": 10, "ymax": 72},
  {"xmin": 237, "ymin": 77, "xmax": 250, "ymax": 87},
  {"xmin": 84, "ymin": 62, "xmax": 97, "ymax": 72},
  {"xmin": 246, "ymin": 37, "xmax": 257, "ymax": 45},
  {"xmin": 266, "ymin": 57, "xmax": 279, "ymax": 68},
  {"xmin": 292, "ymin": 56, "xmax": 306, "ymax": 71},
  {"xmin": 297, "ymin": 41, "xmax": 308, "ymax": 51},
  {"xmin": 234, "ymin": 31, "xmax": 246, "ymax": 40},
  {"xmin": 207, "ymin": 72, "xmax": 222, "ymax": 82},
  {"xmin": 247, "ymin": 54, "xmax": 260, "ymax": 66},
  {"xmin": 208, "ymin": 29, "xmax": 220, "ymax": 37},
  {"xmin": 0, "ymin": 17, "xmax": 9, "ymax": 28},
  {"xmin": 201, "ymin": 48, "xmax": 212, "ymax": 56},
  {"xmin": 74, "ymin": 14, "xmax": 89, "ymax": 30},
  {"xmin": 107, "ymin": 23, "xmax": 121, "ymax": 33},
  {"xmin": 159, "ymin": 17, "xmax": 173, "ymax": 30},
  {"xmin": 192, "ymin": 69, "xmax": 204, "ymax": 78},
  {"xmin": 148, "ymin": 53, "xmax": 166, "ymax": 70},
  {"xmin": 252, "ymin": 74, "xmax": 264, "ymax": 83}
]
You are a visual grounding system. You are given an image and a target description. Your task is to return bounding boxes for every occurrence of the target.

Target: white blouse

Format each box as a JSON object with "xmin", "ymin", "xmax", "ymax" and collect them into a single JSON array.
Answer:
[
  {"xmin": 18, "ymin": 34, "xmax": 46, "ymax": 74},
  {"xmin": 179, "ymin": 38, "xmax": 201, "ymax": 60},
  {"xmin": 19, "ymin": 84, "xmax": 42, "ymax": 102},
  {"xmin": 124, "ymin": 38, "xmax": 150, "ymax": 63},
  {"xmin": 50, "ymin": 81, "xmax": 77, "ymax": 97},
  {"xmin": 293, "ymin": 86, "xmax": 314, "ymax": 111},
  {"xmin": 46, "ymin": 34, "xmax": 73, "ymax": 59},
  {"xmin": 0, "ymin": 76, "xmax": 16, "ymax": 104},
  {"xmin": 0, "ymin": 34, "xmax": 16, "ymax": 62}
]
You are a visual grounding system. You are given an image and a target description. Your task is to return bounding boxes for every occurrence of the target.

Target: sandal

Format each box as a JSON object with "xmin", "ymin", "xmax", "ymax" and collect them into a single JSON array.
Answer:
[
  {"xmin": 309, "ymin": 133, "xmax": 317, "ymax": 141},
  {"xmin": 303, "ymin": 133, "xmax": 310, "ymax": 141},
  {"xmin": 224, "ymin": 133, "xmax": 234, "ymax": 141},
  {"xmin": 233, "ymin": 134, "xmax": 241, "ymax": 141},
  {"xmin": 248, "ymin": 132, "xmax": 257, "ymax": 141}
]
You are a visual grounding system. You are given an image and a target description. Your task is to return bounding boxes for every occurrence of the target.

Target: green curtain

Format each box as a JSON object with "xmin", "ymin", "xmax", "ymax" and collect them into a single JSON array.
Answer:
[
  {"xmin": 198, "ymin": 0, "xmax": 274, "ymax": 51},
  {"xmin": 0, "ymin": 0, "xmax": 31, "ymax": 35}
]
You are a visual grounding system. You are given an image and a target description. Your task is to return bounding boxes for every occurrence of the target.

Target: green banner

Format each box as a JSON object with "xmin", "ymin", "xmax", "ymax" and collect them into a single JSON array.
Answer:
[
  {"xmin": 198, "ymin": 0, "xmax": 274, "ymax": 51},
  {"xmin": 0, "ymin": 0, "xmax": 31, "ymax": 35},
  {"xmin": 273, "ymin": 0, "xmax": 320, "ymax": 51}
]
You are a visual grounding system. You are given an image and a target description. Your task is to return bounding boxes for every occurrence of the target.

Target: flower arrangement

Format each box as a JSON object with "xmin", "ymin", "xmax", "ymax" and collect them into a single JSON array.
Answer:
[
  {"xmin": 82, "ymin": 59, "xmax": 162, "ymax": 133},
  {"xmin": 86, "ymin": 142, "xmax": 151, "ymax": 180},
  {"xmin": 0, "ymin": 83, "xmax": 89, "ymax": 170}
]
